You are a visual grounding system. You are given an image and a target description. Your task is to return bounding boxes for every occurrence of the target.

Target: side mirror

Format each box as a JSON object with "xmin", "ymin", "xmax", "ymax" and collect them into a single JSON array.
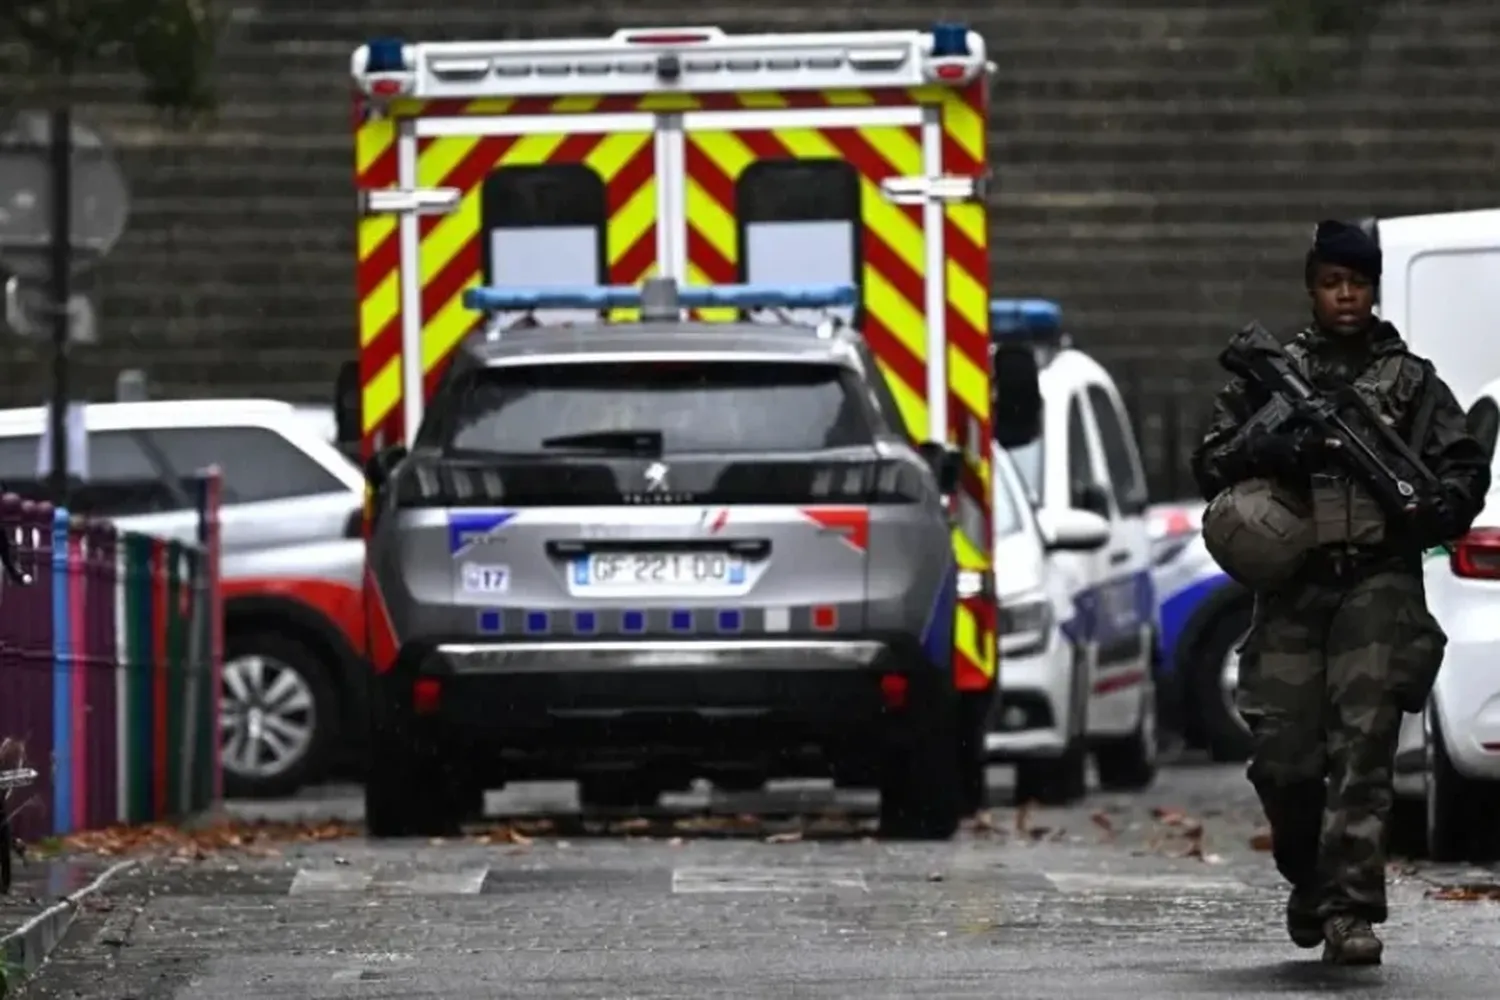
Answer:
[
  {"xmin": 364, "ymin": 444, "xmax": 407, "ymax": 491},
  {"xmin": 1036, "ymin": 508, "xmax": 1110, "ymax": 553},
  {"xmin": 1071, "ymin": 482, "xmax": 1112, "ymax": 519},
  {"xmin": 1466, "ymin": 398, "xmax": 1499, "ymax": 461},
  {"xmin": 991, "ymin": 344, "xmax": 1042, "ymax": 448},
  {"xmin": 334, "ymin": 361, "xmax": 360, "ymax": 450},
  {"xmin": 917, "ymin": 441, "xmax": 962, "ymax": 495}
]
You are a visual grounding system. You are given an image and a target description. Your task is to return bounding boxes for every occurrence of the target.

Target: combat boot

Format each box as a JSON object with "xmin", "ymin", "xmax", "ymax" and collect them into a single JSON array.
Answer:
[
  {"xmin": 1285, "ymin": 887, "xmax": 1323, "ymax": 948},
  {"xmin": 1321, "ymin": 915, "xmax": 1383, "ymax": 965}
]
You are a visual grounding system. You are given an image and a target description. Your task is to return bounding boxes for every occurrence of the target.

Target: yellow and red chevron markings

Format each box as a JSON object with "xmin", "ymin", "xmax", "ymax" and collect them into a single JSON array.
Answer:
[
  {"xmin": 354, "ymin": 99, "xmax": 659, "ymax": 451},
  {"xmin": 352, "ymin": 82, "xmax": 994, "ymax": 686}
]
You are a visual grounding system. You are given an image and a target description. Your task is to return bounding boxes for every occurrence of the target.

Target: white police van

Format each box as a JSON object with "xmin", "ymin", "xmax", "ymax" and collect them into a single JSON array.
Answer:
[
  {"xmin": 989, "ymin": 300, "xmax": 1159, "ymax": 801},
  {"xmin": 1363, "ymin": 208, "xmax": 1500, "ymax": 859}
]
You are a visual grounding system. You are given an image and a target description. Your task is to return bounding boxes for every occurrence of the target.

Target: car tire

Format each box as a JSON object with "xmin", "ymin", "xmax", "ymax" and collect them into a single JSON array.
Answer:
[
  {"xmin": 957, "ymin": 691, "xmax": 992, "ymax": 816},
  {"xmin": 878, "ymin": 690, "xmax": 963, "ymax": 840},
  {"xmin": 221, "ymin": 633, "xmax": 338, "ymax": 800},
  {"xmin": 363, "ymin": 686, "xmax": 464, "ymax": 839},
  {"xmin": 364, "ymin": 735, "xmax": 464, "ymax": 839},
  {"xmin": 1426, "ymin": 704, "xmax": 1500, "ymax": 863},
  {"xmin": 1014, "ymin": 744, "xmax": 1088, "ymax": 806},
  {"xmin": 1094, "ymin": 685, "xmax": 1159, "ymax": 792},
  {"xmin": 1189, "ymin": 603, "xmax": 1255, "ymax": 763}
]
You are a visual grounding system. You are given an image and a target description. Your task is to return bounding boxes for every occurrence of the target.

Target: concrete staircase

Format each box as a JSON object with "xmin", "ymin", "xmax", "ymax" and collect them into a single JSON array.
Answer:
[{"xmin": 2, "ymin": 0, "xmax": 1497, "ymax": 495}]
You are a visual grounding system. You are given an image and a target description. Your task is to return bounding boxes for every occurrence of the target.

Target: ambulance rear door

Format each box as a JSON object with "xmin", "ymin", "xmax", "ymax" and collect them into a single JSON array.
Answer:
[
  {"xmin": 673, "ymin": 95, "xmax": 996, "ymax": 691},
  {"xmin": 356, "ymin": 103, "xmax": 662, "ymax": 449}
]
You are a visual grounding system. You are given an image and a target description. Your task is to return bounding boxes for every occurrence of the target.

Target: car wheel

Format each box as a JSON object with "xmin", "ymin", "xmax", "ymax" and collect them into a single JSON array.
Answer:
[
  {"xmin": 1426, "ymin": 704, "xmax": 1500, "ymax": 863},
  {"xmin": 1095, "ymin": 685, "xmax": 1159, "ymax": 792},
  {"xmin": 957, "ymin": 690, "xmax": 992, "ymax": 816},
  {"xmin": 878, "ymin": 691, "xmax": 963, "ymax": 840},
  {"xmin": 363, "ymin": 696, "xmax": 463, "ymax": 839},
  {"xmin": 220, "ymin": 633, "xmax": 337, "ymax": 799},
  {"xmin": 1190, "ymin": 604, "xmax": 1255, "ymax": 763}
]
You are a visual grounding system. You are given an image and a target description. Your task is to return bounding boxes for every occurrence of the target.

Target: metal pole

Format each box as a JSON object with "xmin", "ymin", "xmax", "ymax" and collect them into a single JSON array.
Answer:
[{"xmin": 47, "ymin": 105, "xmax": 72, "ymax": 508}]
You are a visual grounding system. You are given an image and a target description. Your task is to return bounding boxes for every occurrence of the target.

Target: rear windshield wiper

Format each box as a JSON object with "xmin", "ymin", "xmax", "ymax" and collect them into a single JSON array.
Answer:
[{"xmin": 539, "ymin": 429, "xmax": 665, "ymax": 454}]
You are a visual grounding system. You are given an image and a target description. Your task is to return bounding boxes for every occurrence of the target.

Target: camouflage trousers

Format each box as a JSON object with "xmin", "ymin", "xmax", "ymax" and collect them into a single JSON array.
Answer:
[{"xmin": 1237, "ymin": 570, "xmax": 1446, "ymax": 924}]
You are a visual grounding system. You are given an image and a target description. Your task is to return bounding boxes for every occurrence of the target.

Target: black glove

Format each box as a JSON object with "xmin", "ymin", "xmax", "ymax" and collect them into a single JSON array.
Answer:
[
  {"xmin": 1242, "ymin": 426, "xmax": 1323, "ymax": 478},
  {"xmin": 1404, "ymin": 488, "xmax": 1460, "ymax": 546}
]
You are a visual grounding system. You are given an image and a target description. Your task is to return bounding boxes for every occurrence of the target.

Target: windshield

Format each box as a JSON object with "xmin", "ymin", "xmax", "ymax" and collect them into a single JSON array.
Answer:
[
  {"xmin": 429, "ymin": 361, "xmax": 873, "ymax": 455},
  {"xmin": 1005, "ymin": 439, "xmax": 1044, "ymax": 505}
]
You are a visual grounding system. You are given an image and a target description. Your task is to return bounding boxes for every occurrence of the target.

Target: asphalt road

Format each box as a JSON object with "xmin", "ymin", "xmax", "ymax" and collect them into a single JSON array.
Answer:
[{"xmin": 18, "ymin": 762, "xmax": 1500, "ymax": 999}]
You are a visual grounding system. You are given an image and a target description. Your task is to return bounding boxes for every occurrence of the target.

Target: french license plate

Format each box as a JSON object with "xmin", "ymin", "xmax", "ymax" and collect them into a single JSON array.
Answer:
[{"xmin": 572, "ymin": 551, "xmax": 744, "ymax": 594}]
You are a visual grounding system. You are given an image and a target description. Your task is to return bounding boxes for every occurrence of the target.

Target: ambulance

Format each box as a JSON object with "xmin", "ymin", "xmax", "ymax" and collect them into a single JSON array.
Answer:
[{"xmin": 342, "ymin": 24, "xmax": 1019, "ymax": 806}]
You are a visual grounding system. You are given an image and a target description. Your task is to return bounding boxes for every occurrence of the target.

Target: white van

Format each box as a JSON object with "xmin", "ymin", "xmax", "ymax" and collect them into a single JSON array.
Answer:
[{"xmin": 1364, "ymin": 209, "xmax": 1500, "ymax": 857}]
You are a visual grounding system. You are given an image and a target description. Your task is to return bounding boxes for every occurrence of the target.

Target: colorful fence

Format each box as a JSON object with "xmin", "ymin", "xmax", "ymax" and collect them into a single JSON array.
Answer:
[{"xmin": 0, "ymin": 481, "xmax": 222, "ymax": 843}]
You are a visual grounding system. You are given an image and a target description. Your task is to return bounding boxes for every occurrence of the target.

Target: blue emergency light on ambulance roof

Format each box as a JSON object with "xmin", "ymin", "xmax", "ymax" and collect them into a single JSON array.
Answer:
[
  {"xmin": 930, "ymin": 23, "xmax": 971, "ymax": 58},
  {"xmin": 463, "ymin": 282, "xmax": 858, "ymax": 315},
  {"xmin": 675, "ymin": 283, "xmax": 857, "ymax": 310},
  {"xmin": 989, "ymin": 298, "xmax": 1062, "ymax": 339},
  {"xmin": 364, "ymin": 38, "xmax": 407, "ymax": 73},
  {"xmin": 463, "ymin": 286, "xmax": 644, "ymax": 312}
]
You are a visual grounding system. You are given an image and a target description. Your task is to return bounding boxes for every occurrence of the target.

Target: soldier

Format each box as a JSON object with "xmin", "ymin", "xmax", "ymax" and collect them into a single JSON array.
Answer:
[{"xmin": 1191, "ymin": 220, "xmax": 1491, "ymax": 965}]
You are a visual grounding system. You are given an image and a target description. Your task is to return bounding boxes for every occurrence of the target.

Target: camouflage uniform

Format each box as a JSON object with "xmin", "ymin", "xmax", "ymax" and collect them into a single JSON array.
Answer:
[{"xmin": 1192, "ymin": 322, "xmax": 1489, "ymax": 935}]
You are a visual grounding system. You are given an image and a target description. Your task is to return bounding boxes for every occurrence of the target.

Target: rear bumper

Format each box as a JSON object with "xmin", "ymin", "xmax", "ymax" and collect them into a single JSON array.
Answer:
[
  {"xmin": 428, "ymin": 638, "xmax": 884, "ymax": 675},
  {"xmin": 984, "ymin": 645, "xmax": 1066, "ymax": 759},
  {"xmin": 377, "ymin": 635, "xmax": 947, "ymax": 779}
]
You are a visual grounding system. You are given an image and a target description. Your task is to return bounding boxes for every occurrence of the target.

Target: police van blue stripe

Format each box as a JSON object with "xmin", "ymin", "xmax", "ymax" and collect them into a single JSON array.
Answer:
[{"xmin": 525, "ymin": 610, "xmax": 549, "ymax": 635}]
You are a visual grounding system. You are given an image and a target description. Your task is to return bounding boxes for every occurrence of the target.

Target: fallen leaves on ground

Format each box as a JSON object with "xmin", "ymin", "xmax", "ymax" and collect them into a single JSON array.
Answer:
[
  {"xmin": 1091, "ymin": 810, "xmax": 1116, "ymax": 841},
  {"xmin": 962, "ymin": 810, "xmax": 1005, "ymax": 835},
  {"xmin": 1249, "ymin": 829, "xmax": 1274, "ymax": 852},
  {"xmin": 1145, "ymin": 805, "xmax": 1208, "ymax": 860},
  {"xmin": 1425, "ymin": 883, "xmax": 1500, "ymax": 902},
  {"xmin": 57, "ymin": 818, "xmax": 362, "ymax": 859}
]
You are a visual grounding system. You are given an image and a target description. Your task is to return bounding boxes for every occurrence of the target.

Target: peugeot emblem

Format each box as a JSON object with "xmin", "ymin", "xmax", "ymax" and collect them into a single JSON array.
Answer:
[{"xmin": 644, "ymin": 461, "xmax": 670, "ymax": 493}]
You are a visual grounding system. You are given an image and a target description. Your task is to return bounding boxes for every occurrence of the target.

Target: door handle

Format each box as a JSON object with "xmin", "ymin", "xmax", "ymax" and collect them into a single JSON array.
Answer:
[{"xmin": 1109, "ymin": 550, "xmax": 1130, "ymax": 566}]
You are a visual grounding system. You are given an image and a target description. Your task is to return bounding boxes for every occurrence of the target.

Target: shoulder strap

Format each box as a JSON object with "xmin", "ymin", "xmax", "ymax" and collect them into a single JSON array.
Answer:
[{"xmin": 1407, "ymin": 359, "xmax": 1439, "ymax": 451}]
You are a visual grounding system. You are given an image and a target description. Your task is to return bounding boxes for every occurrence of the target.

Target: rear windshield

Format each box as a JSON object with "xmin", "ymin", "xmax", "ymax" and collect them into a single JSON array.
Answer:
[{"xmin": 428, "ymin": 361, "xmax": 874, "ymax": 454}]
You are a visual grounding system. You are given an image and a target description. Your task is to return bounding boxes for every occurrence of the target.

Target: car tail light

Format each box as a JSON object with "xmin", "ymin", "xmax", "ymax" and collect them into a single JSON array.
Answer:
[
  {"xmin": 413, "ymin": 678, "xmax": 442, "ymax": 715},
  {"xmin": 808, "ymin": 461, "xmax": 926, "ymax": 503},
  {"xmin": 1450, "ymin": 527, "xmax": 1500, "ymax": 579},
  {"xmin": 879, "ymin": 673, "xmax": 908, "ymax": 710}
]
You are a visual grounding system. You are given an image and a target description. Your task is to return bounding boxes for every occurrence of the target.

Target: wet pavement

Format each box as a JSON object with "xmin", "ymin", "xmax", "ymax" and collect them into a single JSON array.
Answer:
[{"xmin": 14, "ymin": 761, "xmax": 1500, "ymax": 998}]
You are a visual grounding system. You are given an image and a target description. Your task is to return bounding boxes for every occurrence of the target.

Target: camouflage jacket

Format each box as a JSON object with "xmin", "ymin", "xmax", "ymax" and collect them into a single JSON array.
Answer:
[{"xmin": 1190, "ymin": 321, "xmax": 1490, "ymax": 551}]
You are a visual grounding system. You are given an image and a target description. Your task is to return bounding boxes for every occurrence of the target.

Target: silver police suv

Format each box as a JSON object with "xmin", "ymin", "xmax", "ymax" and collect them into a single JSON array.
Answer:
[{"xmin": 361, "ymin": 281, "xmax": 967, "ymax": 840}]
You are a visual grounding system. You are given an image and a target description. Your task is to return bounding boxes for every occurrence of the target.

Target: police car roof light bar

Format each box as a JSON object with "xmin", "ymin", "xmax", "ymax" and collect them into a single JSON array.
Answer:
[{"xmin": 990, "ymin": 298, "xmax": 1062, "ymax": 339}]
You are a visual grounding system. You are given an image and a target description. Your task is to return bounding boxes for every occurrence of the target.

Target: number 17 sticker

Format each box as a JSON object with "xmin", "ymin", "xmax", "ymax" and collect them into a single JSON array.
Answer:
[{"xmin": 462, "ymin": 563, "xmax": 510, "ymax": 594}]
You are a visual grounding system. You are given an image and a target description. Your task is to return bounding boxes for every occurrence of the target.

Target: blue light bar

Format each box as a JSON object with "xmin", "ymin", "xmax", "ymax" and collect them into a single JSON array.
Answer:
[
  {"xmin": 463, "ymin": 283, "xmax": 858, "ymax": 314},
  {"xmin": 365, "ymin": 38, "xmax": 407, "ymax": 73},
  {"xmin": 990, "ymin": 298, "xmax": 1061, "ymax": 338},
  {"xmin": 674, "ymin": 283, "xmax": 857, "ymax": 310},
  {"xmin": 463, "ymin": 286, "xmax": 643, "ymax": 311},
  {"xmin": 930, "ymin": 23, "xmax": 971, "ymax": 58}
]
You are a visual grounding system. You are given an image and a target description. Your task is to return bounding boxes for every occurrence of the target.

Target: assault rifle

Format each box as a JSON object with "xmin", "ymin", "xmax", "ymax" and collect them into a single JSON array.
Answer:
[{"xmin": 1218, "ymin": 322, "xmax": 1442, "ymax": 520}]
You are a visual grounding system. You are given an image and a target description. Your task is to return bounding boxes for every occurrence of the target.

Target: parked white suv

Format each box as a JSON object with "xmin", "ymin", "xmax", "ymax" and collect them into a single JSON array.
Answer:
[{"xmin": 0, "ymin": 399, "xmax": 366, "ymax": 799}]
